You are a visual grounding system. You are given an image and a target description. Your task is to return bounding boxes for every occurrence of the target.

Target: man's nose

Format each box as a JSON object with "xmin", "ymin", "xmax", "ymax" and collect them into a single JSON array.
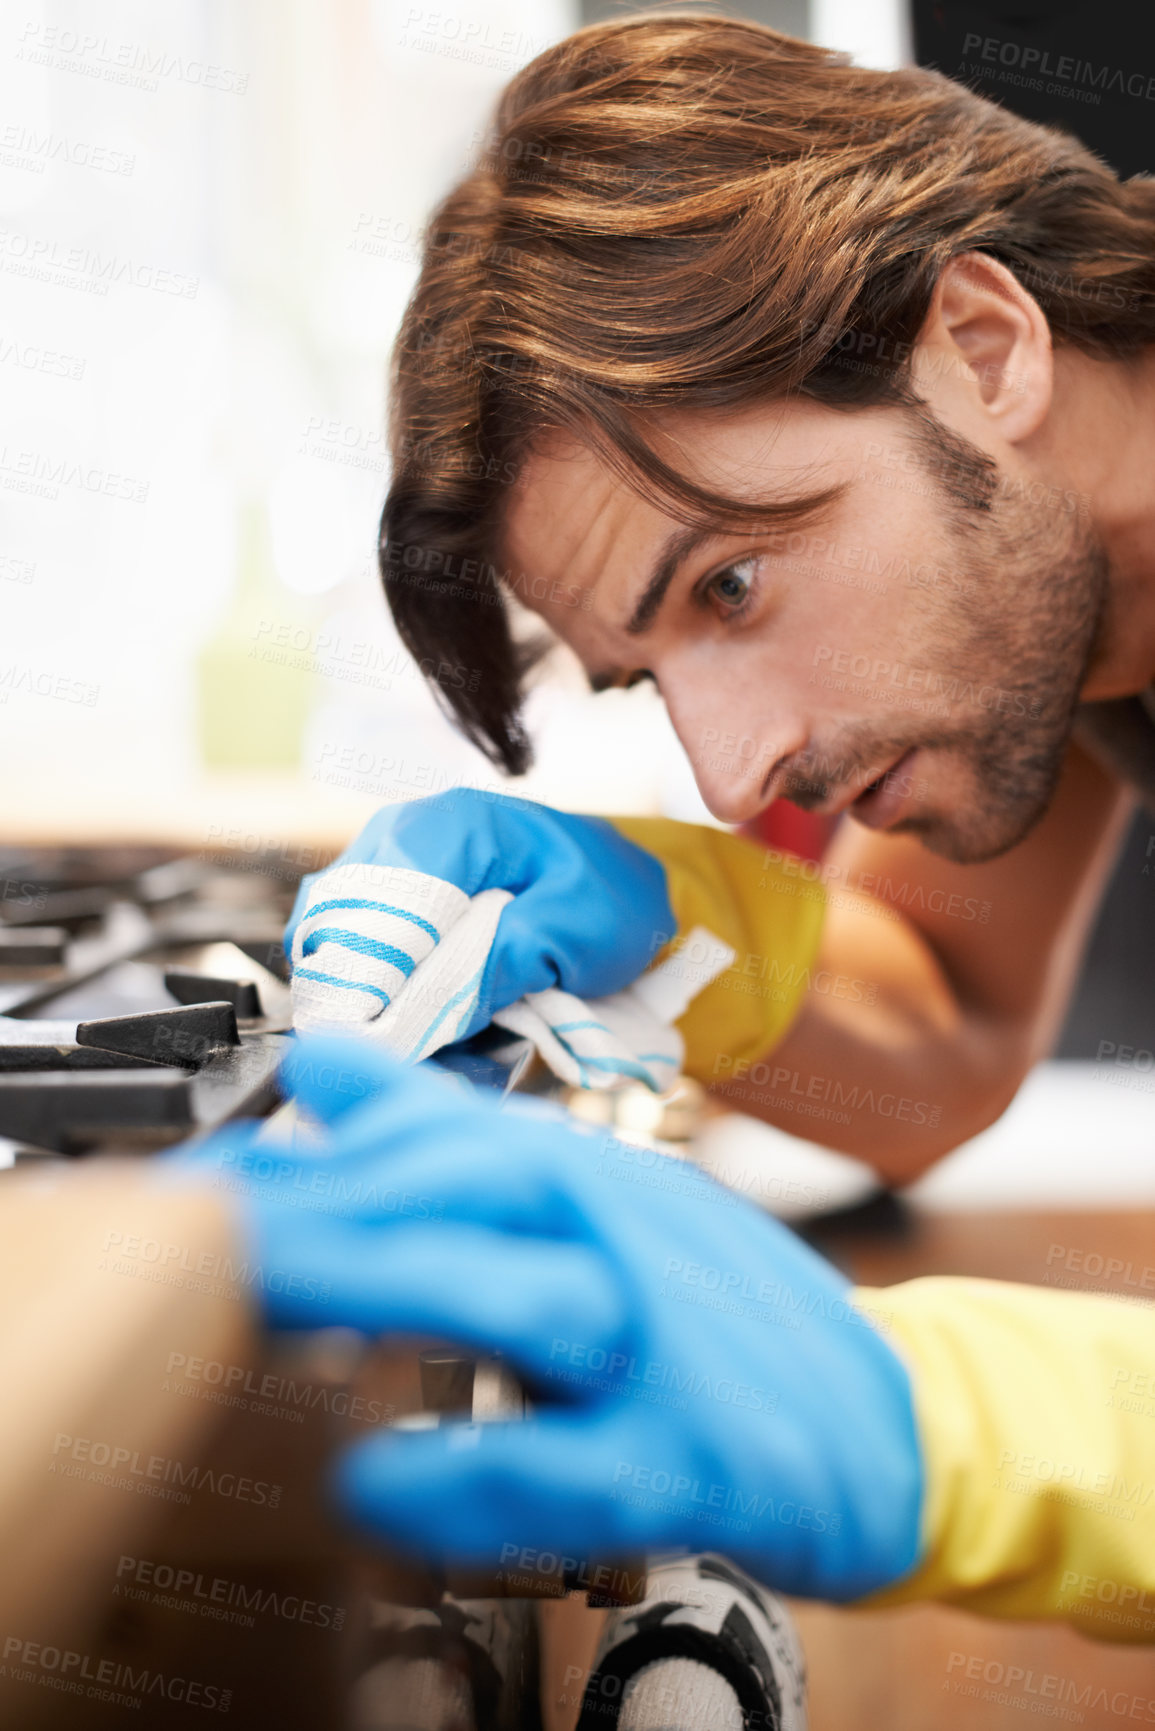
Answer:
[{"xmin": 679, "ymin": 719, "xmax": 803, "ymax": 826}]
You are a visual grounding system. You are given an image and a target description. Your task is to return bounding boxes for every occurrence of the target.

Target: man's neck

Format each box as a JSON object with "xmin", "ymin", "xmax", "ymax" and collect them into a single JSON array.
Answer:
[{"xmin": 1050, "ymin": 345, "xmax": 1155, "ymax": 700}]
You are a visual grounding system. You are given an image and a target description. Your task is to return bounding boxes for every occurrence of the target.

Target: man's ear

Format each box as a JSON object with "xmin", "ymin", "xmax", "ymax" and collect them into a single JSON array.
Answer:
[{"xmin": 913, "ymin": 252, "xmax": 1053, "ymax": 444}]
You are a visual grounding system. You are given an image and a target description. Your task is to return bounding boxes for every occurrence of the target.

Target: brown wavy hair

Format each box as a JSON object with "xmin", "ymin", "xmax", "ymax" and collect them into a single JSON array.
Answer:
[{"xmin": 380, "ymin": 12, "xmax": 1155, "ymax": 773}]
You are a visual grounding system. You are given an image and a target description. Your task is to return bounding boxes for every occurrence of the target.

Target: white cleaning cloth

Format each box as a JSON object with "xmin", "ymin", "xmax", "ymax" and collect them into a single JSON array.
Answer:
[{"xmin": 290, "ymin": 861, "xmax": 733, "ymax": 1091}]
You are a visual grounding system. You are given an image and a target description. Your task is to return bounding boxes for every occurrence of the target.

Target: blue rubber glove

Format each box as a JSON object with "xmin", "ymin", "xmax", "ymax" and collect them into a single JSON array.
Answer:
[
  {"xmin": 284, "ymin": 790, "xmax": 673, "ymax": 1040},
  {"xmin": 180, "ymin": 1035, "xmax": 924, "ymax": 1603}
]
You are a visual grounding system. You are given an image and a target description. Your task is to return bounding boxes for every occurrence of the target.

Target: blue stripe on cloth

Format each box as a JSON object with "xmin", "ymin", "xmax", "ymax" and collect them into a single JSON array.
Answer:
[
  {"xmin": 303, "ymin": 897, "xmax": 441, "ymax": 945},
  {"xmin": 413, "ymin": 963, "xmax": 485, "ymax": 1062},
  {"xmin": 302, "ymin": 927, "xmax": 416, "ymax": 976},
  {"xmin": 551, "ymin": 1019, "xmax": 609, "ymax": 1034},
  {"xmin": 293, "ymin": 966, "xmax": 391, "ymax": 1008},
  {"xmin": 567, "ymin": 1052, "xmax": 663, "ymax": 1084},
  {"xmin": 549, "ymin": 1028, "xmax": 662, "ymax": 1089}
]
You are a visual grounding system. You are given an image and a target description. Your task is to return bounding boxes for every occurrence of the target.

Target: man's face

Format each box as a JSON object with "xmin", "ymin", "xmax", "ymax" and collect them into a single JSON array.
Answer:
[{"xmin": 500, "ymin": 397, "xmax": 1106, "ymax": 863}]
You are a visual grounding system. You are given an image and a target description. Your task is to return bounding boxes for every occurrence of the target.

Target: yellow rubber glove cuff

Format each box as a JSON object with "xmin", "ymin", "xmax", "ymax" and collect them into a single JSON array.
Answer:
[
  {"xmin": 856, "ymin": 1277, "xmax": 1155, "ymax": 1642},
  {"xmin": 610, "ymin": 817, "xmax": 825, "ymax": 1085}
]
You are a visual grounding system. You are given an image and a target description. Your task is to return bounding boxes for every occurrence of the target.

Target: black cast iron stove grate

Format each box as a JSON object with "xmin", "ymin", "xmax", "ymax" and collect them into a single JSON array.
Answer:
[{"xmin": 0, "ymin": 845, "xmax": 301, "ymax": 1160}]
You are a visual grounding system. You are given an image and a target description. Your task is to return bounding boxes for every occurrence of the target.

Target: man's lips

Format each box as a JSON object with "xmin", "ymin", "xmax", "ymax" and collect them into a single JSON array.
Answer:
[
  {"xmin": 794, "ymin": 754, "xmax": 906, "ymax": 819},
  {"xmin": 764, "ymin": 747, "xmax": 921, "ymax": 826},
  {"xmin": 786, "ymin": 750, "xmax": 916, "ymax": 823},
  {"xmin": 849, "ymin": 750, "xmax": 918, "ymax": 830}
]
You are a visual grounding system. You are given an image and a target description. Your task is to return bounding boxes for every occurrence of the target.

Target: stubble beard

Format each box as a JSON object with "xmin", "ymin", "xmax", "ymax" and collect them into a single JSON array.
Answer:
[
  {"xmin": 900, "ymin": 476, "xmax": 1107, "ymax": 863},
  {"xmin": 784, "ymin": 452, "xmax": 1108, "ymax": 864}
]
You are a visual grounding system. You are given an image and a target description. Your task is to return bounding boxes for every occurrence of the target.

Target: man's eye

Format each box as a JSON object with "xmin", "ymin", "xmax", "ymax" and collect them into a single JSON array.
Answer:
[{"xmin": 706, "ymin": 559, "xmax": 757, "ymax": 612}]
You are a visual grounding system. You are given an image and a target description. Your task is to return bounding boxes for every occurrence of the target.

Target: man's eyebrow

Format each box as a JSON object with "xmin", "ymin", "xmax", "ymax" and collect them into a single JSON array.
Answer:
[
  {"xmin": 620, "ymin": 484, "xmax": 846, "ymax": 639},
  {"xmin": 625, "ymin": 524, "xmax": 716, "ymax": 635}
]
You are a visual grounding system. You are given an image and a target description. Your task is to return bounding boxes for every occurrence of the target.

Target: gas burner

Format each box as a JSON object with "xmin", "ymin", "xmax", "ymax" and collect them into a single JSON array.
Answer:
[{"xmin": 0, "ymin": 846, "xmax": 302, "ymax": 1163}]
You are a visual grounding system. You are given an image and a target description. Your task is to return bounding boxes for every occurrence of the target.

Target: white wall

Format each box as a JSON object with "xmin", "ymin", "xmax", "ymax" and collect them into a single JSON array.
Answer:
[
  {"xmin": 809, "ymin": 0, "xmax": 911, "ymax": 69},
  {"xmin": 7, "ymin": 0, "xmax": 709, "ymax": 848}
]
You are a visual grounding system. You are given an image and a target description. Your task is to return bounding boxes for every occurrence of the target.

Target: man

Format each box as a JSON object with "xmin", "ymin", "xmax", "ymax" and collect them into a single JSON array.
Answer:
[
  {"xmin": 367, "ymin": 10, "xmax": 1155, "ymax": 1179},
  {"xmin": 274, "ymin": 11, "xmax": 1155, "ymax": 1654}
]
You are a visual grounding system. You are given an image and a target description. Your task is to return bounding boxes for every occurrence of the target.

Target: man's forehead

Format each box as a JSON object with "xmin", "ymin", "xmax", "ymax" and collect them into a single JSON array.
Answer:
[
  {"xmin": 503, "ymin": 398, "xmax": 850, "ymax": 548},
  {"xmin": 497, "ymin": 466, "xmax": 656, "ymax": 698},
  {"xmin": 497, "ymin": 446, "xmax": 638, "ymax": 564}
]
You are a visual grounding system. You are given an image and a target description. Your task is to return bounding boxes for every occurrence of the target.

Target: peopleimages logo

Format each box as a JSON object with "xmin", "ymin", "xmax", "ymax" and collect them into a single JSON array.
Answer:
[
  {"xmin": 16, "ymin": 21, "xmax": 248, "ymax": 95},
  {"xmin": 164, "ymin": 1351, "xmax": 394, "ymax": 1427},
  {"xmin": 810, "ymin": 644, "xmax": 1041, "ymax": 717},
  {"xmin": 611, "ymin": 1461, "xmax": 841, "ymax": 1534},
  {"xmin": 946, "ymin": 1650, "xmax": 1155, "ymax": 1721},
  {"xmin": 547, "ymin": 1338, "xmax": 777, "ymax": 1414},
  {"xmin": 961, "ymin": 32, "xmax": 1155, "ymax": 104},
  {"xmin": 2, "ymin": 1635, "xmax": 230, "ymax": 1713},
  {"xmin": 1059, "ymin": 1569, "xmax": 1155, "ymax": 1616},
  {"xmin": 115, "ymin": 1555, "xmax": 345, "ymax": 1632},
  {"xmin": 51, "ymin": 1432, "xmax": 282, "ymax": 1509}
]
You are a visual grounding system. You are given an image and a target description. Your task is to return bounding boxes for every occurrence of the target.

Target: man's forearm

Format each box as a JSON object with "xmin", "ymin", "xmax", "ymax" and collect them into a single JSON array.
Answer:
[{"xmin": 718, "ymin": 969, "xmax": 1023, "ymax": 1182}]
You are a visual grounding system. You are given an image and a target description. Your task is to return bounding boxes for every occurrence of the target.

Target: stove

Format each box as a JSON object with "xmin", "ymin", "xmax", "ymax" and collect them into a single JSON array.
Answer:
[
  {"xmin": 0, "ymin": 844, "xmax": 299, "ymax": 1162},
  {"xmin": 0, "ymin": 843, "xmax": 651, "ymax": 1731}
]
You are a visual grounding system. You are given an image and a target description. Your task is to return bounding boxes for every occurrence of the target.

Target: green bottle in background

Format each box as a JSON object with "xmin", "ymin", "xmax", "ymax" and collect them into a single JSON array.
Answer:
[{"xmin": 197, "ymin": 499, "xmax": 317, "ymax": 771}]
